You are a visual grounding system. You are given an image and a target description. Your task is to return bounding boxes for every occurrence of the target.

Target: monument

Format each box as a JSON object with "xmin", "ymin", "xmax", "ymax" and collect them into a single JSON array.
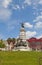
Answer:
[
  {"xmin": 14, "ymin": 23, "xmax": 31, "ymax": 51},
  {"xmin": 19, "ymin": 23, "xmax": 26, "ymax": 42}
]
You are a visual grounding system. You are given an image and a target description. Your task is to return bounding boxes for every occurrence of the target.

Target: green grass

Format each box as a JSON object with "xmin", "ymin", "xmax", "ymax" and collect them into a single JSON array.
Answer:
[{"xmin": 0, "ymin": 51, "xmax": 42, "ymax": 65}]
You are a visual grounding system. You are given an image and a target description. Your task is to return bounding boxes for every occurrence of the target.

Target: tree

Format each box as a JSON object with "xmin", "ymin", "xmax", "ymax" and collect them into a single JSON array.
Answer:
[
  {"xmin": 7, "ymin": 38, "xmax": 12, "ymax": 44},
  {"xmin": 12, "ymin": 38, "xmax": 16, "ymax": 44},
  {"xmin": 7, "ymin": 38, "xmax": 16, "ymax": 44},
  {"xmin": 0, "ymin": 40, "xmax": 5, "ymax": 48}
]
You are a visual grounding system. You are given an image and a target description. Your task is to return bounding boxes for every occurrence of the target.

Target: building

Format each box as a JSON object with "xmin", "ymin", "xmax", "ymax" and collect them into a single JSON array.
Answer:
[{"xmin": 27, "ymin": 37, "xmax": 42, "ymax": 51}]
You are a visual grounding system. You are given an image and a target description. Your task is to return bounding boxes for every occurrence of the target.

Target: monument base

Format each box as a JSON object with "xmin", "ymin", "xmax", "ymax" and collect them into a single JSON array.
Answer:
[{"xmin": 14, "ymin": 40, "xmax": 31, "ymax": 51}]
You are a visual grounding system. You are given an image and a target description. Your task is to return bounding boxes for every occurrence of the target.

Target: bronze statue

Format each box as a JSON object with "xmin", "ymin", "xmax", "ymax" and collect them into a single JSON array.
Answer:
[{"xmin": 21, "ymin": 23, "xmax": 24, "ymax": 28}]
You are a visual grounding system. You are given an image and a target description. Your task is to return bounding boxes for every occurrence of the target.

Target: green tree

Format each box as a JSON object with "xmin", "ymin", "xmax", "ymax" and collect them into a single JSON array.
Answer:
[
  {"xmin": 12, "ymin": 38, "xmax": 16, "ymax": 44},
  {"xmin": 7, "ymin": 38, "xmax": 16, "ymax": 44},
  {"xmin": 7, "ymin": 38, "xmax": 12, "ymax": 44},
  {"xmin": 0, "ymin": 40, "xmax": 5, "ymax": 48}
]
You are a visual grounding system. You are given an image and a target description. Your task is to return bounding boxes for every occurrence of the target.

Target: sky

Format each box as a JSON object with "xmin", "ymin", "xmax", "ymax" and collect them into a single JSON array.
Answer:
[{"xmin": 0, "ymin": 0, "xmax": 42, "ymax": 40}]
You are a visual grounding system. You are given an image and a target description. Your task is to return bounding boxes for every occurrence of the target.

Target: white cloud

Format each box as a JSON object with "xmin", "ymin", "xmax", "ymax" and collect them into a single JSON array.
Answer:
[
  {"xmin": 35, "ymin": 22, "xmax": 42, "ymax": 28},
  {"xmin": 16, "ymin": 5, "xmax": 20, "ymax": 9},
  {"xmin": 33, "ymin": 15, "xmax": 42, "ymax": 29},
  {"xmin": 12, "ymin": 5, "xmax": 20, "ymax": 10},
  {"xmin": 26, "ymin": 31, "xmax": 37, "ymax": 39},
  {"xmin": 0, "ymin": 0, "xmax": 12, "ymax": 20},
  {"xmin": 39, "ymin": 0, "xmax": 42, "ymax": 4},
  {"xmin": 24, "ymin": 0, "xmax": 31, "ymax": 5},
  {"xmin": 0, "ymin": 8, "xmax": 12, "ymax": 20},
  {"xmin": 34, "ymin": 15, "xmax": 42, "ymax": 22},
  {"xmin": 24, "ymin": 22, "xmax": 33, "ymax": 28},
  {"xmin": 2, "ymin": 0, "xmax": 12, "ymax": 8},
  {"xmin": 23, "ymin": 0, "xmax": 42, "ymax": 9},
  {"xmin": 24, "ymin": 0, "xmax": 42, "ymax": 5},
  {"xmin": 32, "ymin": 1, "xmax": 42, "ymax": 9},
  {"xmin": 22, "ymin": 5, "xmax": 24, "ymax": 9}
]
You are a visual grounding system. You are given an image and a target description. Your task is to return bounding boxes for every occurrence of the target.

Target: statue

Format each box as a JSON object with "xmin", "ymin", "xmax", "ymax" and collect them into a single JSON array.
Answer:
[{"xmin": 21, "ymin": 23, "xmax": 24, "ymax": 28}]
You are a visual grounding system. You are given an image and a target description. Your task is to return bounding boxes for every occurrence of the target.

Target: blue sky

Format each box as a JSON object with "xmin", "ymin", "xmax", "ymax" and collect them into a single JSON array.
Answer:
[{"xmin": 0, "ymin": 0, "xmax": 42, "ymax": 39}]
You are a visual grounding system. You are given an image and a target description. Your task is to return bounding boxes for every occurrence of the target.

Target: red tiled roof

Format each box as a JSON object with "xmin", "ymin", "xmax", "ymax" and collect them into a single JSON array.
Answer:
[
  {"xmin": 27, "ymin": 37, "xmax": 37, "ymax": 43},
  {"xmin": 27, "ymin": 37, "xmax": 42, "ymax": 43},
  {"xmin": 27, "ymin": 37, "xmax": 42, "ymax": 48}
]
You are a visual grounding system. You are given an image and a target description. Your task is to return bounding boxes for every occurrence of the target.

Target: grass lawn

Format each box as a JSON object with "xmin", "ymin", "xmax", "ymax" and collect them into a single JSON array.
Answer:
[{"xmin": 0, "ymin": 51, "xmax": 42, "ymax": 65}]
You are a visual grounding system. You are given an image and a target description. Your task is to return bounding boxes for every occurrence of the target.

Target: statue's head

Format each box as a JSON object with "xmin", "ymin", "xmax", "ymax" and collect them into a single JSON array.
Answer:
[{"xmin": 21, "ymin": 23, "xmax": 24, "ymax": 28}]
